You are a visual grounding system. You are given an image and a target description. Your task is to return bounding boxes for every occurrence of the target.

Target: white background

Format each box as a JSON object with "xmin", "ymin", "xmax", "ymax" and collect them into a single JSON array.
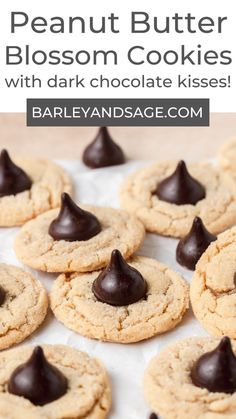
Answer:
[{"xmin": 0, "ymin": 0, "xmax": 235, "ymax": 112}]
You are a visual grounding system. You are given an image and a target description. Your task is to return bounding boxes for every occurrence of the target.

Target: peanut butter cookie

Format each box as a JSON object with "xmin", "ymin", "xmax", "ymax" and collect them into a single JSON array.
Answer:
[{"xmin": 120, "ymin": 161, "xmax": 236, "ymax": 238}]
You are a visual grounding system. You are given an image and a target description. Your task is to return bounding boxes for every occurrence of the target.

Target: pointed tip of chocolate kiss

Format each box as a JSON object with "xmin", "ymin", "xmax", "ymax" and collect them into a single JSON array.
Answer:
[
  {"xmin": 31, "ymin": 345, "xmax": 45, "ymax": 363},
  {"xmin": 176, "ymin": 216, "xmax": 216, "ymax": 270},
  {"xmin": 82, "ymin": 126, "xmax": 125, "ymax": 168},
  {"xmin": 0, "ymin": 285, "xmax": 5, "ymax": 306},
  {"xmin": 192, "ymin": 216, "xmax": 203, "ymax": 227},
  {"xmin": 155, "ymin": 160, "xmax": 206, "ymax": 206},
  {"xmin": 174, "ymin": 160, "xmax": 189, "ymax": 179},
  {"xmin": 0, "ymin": 149, "xmax": 9, "ymax": 159},
  {"xmin": 218, "ymin": 336, "xmax": 232, "ymax": 351},
  {"xmin": 8, "ymin": 345, "xmax": 68, "ymax": 405},
  {"xmin": 92, "ymin": 248, "xmax": 147, "ymax": 306},
  {"xmin": 191, "ymin": 336, "xmax": 236, "ymax": 393},
  {"xmin": 61, "ymin": 191, "xmax": 69, "ymax": 203},
  {"xmin": 0, "ymin": 150, "xmax": 13, "ymax": 169},
  {"xmin": 0, "ymin": 149, "xmax": 32, "ymax": 197},
  {"xmin": 177, "ymin": 160, "xmax": 186, "ymax": 169},
  {"xmin": 60, "ymin": 192, "xmax": 79, "ymax": 209},
  {"xmin": 49, "ymin": 193, "xmax": 101, "ymax": 242},
  {"xmin": 110, "ymin": 249, "xmax": 124, "ymax": 267},
  {"xmin": 99, "ymin": 126, "xmax": 108, "ymax": 135},
  {"xmin": 33, "ymin": 345, "xmax": 42, "ymax": 353},
  {"xmin": 149, "ymin": 414, "xmax": 159, "ymax": 419}
]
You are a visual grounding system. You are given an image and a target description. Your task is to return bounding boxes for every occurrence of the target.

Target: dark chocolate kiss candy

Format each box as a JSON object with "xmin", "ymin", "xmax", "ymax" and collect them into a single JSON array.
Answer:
[
  {"xmin": 0, "ymin": 149, "xmax": 32, "ymax": 197},
  {"xmin": 8, "ymin": 346, "xmax": 68, "ymax": 405},
  {"xmin": 149, "ymin": 414, "xmax": 159, "ymax": 419},
  {"xmin": 49, "ymin": 193, "xmax": 101, "ymax": 241},
  {"xmin": 155, "ymin": 160, "xmax": 205, "ymax": 205},
  {"xmin": 176, "ymin": 216, "xmax": 216, "ymax": 270},
  {"xmin": 82, "ymin": 127, "xmax": 125, "ymax": 168},
  {"xmin": 0, "ymin": 285, "xmax": 6, "ymax": 305},
  {"xmin": 92, "ymin": 249, "xmax": 147, "ymax": 306},
  {"xmin": 191, "ymin": 337, "xmax": 236, "ymax": 393}
]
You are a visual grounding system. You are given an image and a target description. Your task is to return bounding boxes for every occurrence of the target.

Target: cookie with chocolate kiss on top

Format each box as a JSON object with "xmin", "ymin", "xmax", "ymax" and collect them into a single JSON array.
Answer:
[
  {"xmin": 0, "ymin": 149, "xmax": 72, "ymax": 226},
  {"xmin": 144, "ymin": 337, "xmax": 236, "ymax": 419},
  {"xmin": 120, "ymin": 160, "xmax": 236, "ymax": 238},
  {"xmin": 50, "ymin": 252, "xmax": 189, "ymax": 343},
  {"xmin": 14, "ymin": 194, "xmax": 145, "ymax": 273},
  {"xmin": 0, "ymin": 344, "xmax": 111, "ymax": 418}
]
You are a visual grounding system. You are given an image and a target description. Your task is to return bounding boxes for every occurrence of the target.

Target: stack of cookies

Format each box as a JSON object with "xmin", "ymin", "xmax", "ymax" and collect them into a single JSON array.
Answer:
[{"xmin": 1, "ymin": 128, "xmax": 236, "ymax": 419}]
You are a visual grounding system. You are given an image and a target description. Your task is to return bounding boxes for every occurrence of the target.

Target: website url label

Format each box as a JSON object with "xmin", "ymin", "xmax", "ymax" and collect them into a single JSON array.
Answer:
[{"xmin": 27, "ymin": 98, "xmax": 209, "ymax": 126}]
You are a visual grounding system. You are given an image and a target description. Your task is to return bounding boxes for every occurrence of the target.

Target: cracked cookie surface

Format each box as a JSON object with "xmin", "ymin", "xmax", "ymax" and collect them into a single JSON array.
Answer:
[
  {"xmin": 144, "ymin": 337, "xmax": 236, "ymax": 419},
  {"xmin": 120, "ymin": 161, "xmax": 236, "ymax": 238},
  {"xmin": 0, "ymin": 344, "xmax": 111, "ymax": 419},
  {"xmin": 50, "ymin": 256, "xmax": 189, "ymax": 343},
  {"xmin": 14, "ymin": 206, "xmax": 145, "ymax": 273},
  {"xmin": 0, "ymin": 264, "xmax": 48, "ymax": 349},
  {"xmin": 0, "ymin": 157, "xmax": 72, "ymax": 226},
  {"xmin": 190, "ymin": 226, "xmax": 236, "ymax": 338},
  {"xmin": 219, "ymin": 138, "xmax": 236, "ymax": 176}
]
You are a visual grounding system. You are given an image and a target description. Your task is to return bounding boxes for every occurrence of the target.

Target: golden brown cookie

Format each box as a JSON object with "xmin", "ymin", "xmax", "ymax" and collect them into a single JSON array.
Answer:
[
  {"xmin": 190, "ymin": 226, "xmax": 236, "ymax": 338},
  {"xmin": 144, "ymin": 337, "xmax": 236, "ymax": 419},
  {"xmin": 0, "ymin": 157, "xmax": 72, "ymax": 226},
  {"xmin": 50, "ymin": 256, "xmax": 189, "ymax": 343},
  {"xmin": 0, "ymin": 344, "xmax": 111, "ymax": 419}
]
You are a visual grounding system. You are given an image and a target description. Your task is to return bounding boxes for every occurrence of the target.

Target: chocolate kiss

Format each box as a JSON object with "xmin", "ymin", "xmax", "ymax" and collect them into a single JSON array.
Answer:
[
  {"xmin": 0, "ymin": 149, "xmax": 32, "ymax": 197},
  {"xmin": 8, "ymin": 346, "xmax": 68, "ymax": 405},
  {"xmin": 149, "ymin": 414, "xmax": 159, "ymax": 419},
  {"xmin": 191, "ymin": 337, "xmax": 236, "ymax": 393},
  {"xmin": 176, "ymin": 216, "xmax": 216, "ymax": 270},
  {"xmin": 82, "ymin": 127, "xmax": 125, "ymax": 168},
  {"xmin": 92, "ymin": 249, "xmax": 147, "ymax": 306},
  {"xmin": 0, "ymin": 285, "xmax": 6, "ymax": 306},
  {"xmin": 49, "ymin": 193, "xmax": 101, "ymax": 241},
  {"xmin": 155, "ymin": 160, "xmax": 205, "ymax": 205}
]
